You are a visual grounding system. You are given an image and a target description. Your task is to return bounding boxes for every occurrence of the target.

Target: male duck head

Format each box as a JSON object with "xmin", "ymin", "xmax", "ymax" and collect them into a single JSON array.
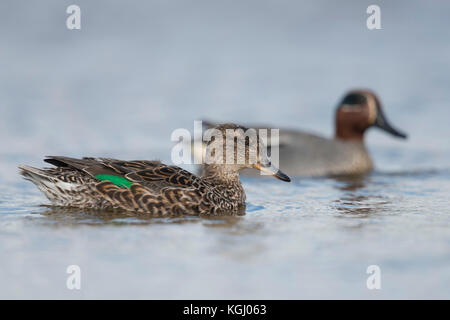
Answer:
[
  {"xmin": 335, "ymin": 90, "xmax": 407, "ymax": 141},
  {"xmin": 203, "ymin": 124, "xmax": 291, "ymax": 182}
]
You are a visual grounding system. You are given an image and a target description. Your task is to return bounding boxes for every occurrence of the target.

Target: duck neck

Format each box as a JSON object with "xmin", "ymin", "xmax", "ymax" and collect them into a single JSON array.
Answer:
[
  {"xmin": 202, "ymin": 164, "xmax": 241, "ymax": 185},
  {"xmin": 335, "ymin": 125, "xmax": 365, "ymax": 142},
  {"xmin": 201, "ymin": 164, "xmax": 246, "ymax": 203}
]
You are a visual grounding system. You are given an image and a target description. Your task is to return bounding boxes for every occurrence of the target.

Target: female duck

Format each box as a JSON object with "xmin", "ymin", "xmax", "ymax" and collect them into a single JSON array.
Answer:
[{"xmin": 19, "ymin": 124, "xmax": 290, "ymax": 216}]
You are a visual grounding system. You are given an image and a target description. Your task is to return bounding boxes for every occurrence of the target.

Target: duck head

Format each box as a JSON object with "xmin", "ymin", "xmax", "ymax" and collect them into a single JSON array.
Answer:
[
  {"xmin": 335, "ymin": 90, "xmax": 407, "ymax": 141},
  {"xmin": 203, "ymin": 124, "xmax": 291, "ymax": 182}
]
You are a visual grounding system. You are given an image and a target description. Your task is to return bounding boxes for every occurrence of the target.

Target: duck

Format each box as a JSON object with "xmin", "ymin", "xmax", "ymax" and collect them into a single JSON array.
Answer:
[
  {"xmin": 19, "ymin": 124, "xmax": 290, "ymax": 216},
  {"xmin": 199, "ymin": 90, "xmax": 407, "ymax": 177}
]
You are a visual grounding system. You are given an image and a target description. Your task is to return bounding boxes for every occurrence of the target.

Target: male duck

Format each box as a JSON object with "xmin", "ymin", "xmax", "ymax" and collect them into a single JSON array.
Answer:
[
  {"xmin": 19, "ymin": 124, "xmax": 290, "ymax": 216},
  {"xmin": 202, "ymin": 90, "xmax": 407, "ymax": 177}
]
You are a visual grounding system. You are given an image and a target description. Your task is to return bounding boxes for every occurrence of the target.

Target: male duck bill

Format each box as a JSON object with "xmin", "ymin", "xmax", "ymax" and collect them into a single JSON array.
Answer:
[{"xmin": 19, "ymin": 124, "xmax": 290, "ymax": 216}]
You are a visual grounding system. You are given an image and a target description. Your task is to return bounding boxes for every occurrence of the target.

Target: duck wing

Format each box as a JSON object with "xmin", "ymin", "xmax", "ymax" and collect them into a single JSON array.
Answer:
[
  {"xmin": 44, "ymin": 156, "xmax": 203, "ymax": 191},
  {"xmin": 44, "ymin": 156, "xmax": 208, "ymax": 215},
  {"xmin": 44, "ymin": 156, "xmax": 160, "ymax": 176},
  {"xmin": 125, "ymin": 165, "xmax": 205, "ymax": 190}
]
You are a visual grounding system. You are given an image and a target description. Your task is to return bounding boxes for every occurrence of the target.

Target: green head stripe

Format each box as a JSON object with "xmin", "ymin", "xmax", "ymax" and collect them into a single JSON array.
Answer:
[{"xmin": 95, "ymin": 174, "xmax": 133, "ymax": 188}]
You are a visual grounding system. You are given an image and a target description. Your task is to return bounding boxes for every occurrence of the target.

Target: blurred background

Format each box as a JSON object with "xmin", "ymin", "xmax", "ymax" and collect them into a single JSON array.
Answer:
[
  {"xmin": 0, "ymin": 0, "xmax": 449, "ymax": 299},
  {"xmin": 1, "ymin": 0, "xmax": 449, "ymax": 179}
]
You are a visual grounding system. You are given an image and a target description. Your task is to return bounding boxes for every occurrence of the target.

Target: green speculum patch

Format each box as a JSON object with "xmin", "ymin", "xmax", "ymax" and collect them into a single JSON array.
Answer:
[{"xmin": 95, "ymin": 174, "xmax": 133, "ymax": 188}]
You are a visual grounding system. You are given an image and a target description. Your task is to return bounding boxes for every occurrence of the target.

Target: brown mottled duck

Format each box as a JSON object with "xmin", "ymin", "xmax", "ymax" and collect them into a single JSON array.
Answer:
[{"xmin": 19, "ymin": 124, "xmax": 290, "ymax": 216}]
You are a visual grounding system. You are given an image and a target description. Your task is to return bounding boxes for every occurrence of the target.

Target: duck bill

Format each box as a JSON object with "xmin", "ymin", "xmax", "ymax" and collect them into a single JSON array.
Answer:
[
  {"xmin": 374, "ymin": 109, "xmax": 408, "ymax": 139},
  {"xmin": 253, "ymin": 163, "xmax": 291, "ymax": 182}
]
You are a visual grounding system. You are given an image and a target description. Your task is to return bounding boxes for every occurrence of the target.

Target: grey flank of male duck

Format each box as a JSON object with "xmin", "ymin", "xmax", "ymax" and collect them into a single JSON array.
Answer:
[
  {"xmin": 201, "ymin": 90, "xmax": 407, "ymax": 177},
  {"xmin": 19, "ymin": 124, "xmax": 290, "ymax": 216}
]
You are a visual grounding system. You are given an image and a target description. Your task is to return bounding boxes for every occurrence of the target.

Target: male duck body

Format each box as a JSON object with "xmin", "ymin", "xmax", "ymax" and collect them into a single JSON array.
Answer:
[
  {"xmin": 265, "ymin": 89, "xmax": 407, "ymax": 176},
  {"xmin": 203, "ymin": 90, "xmax": 407, "ymax": 177},
  {"xmin": 19, "ymin": 124, "xmax": 290, "ymax": 216}
]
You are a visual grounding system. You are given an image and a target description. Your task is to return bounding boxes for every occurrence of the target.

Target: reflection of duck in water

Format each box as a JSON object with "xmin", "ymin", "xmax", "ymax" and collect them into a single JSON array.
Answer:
[
  {"xmin": 332, "ymin": 176, "xmax": 389, "ymax": 217},
  {"xmin": 199, "ymin": 90, "xmax": 407, "ymax": 177},
  {"xmin": 19, "ymin": 124, "xmax": 290, "ymax": 216},
  {"xmin": 39, "ymin": 205, "xmax": 242, "ymax": 228}
]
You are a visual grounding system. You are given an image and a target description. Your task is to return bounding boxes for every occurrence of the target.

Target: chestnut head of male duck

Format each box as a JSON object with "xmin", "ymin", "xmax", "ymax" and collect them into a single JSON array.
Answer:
[{"xmin": 335, "ymin": 90, "xmax": 407, "ymax": 141}]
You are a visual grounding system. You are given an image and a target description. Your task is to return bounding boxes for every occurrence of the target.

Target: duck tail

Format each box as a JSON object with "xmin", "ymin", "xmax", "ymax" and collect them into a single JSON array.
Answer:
[
  {"xmin": 19, "ymin": 165, "xmax": 53, "ymax": 183},
  {"xmin": 19, "ymin": 165, "xmax": 74, "ymax": 205}
]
